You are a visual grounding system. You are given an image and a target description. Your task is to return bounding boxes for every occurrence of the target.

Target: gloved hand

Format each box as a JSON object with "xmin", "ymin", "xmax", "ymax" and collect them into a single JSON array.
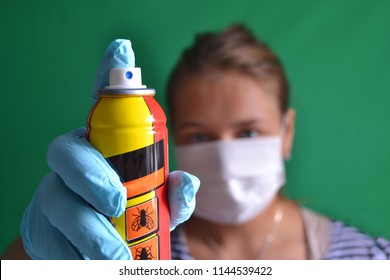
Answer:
[
  {"xmin": 20, "ymin": 128, "xmax": 198, "ymax": 259},
  {"xmin": 20, "ymin": 39, "xmax": 200, "ymax": 259}
]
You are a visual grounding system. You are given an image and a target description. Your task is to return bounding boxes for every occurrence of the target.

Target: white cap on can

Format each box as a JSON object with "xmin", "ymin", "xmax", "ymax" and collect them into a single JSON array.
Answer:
[{"xmin": 105, "ymin": 67, "xmax": 147, "ymax": 89}]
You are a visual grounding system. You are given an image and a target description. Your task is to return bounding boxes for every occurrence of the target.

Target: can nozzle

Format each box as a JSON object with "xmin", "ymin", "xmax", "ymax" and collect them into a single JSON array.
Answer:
[{"xmin": 105, "ymin": 67, "xmax": 146, "ymax": 89}]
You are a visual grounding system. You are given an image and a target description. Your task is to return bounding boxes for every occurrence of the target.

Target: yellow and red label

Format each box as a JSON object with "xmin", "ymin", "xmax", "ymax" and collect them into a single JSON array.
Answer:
[{"xmin": 87, "ymin": 92, "xmax": 170, "ymax": 260}]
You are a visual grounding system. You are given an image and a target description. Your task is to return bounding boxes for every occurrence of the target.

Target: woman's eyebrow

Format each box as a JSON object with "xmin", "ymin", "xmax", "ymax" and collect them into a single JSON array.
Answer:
[
  {"xmin": 176, "ymin": 121, "xmax": 206, "ymax": 129},
  {"xmin": 231, "ymin": 118, "xmax": 264, "ymax": 127},
  {"xmin": 176, "ymin": 118, "xmax": 265, "ymax": 129}
]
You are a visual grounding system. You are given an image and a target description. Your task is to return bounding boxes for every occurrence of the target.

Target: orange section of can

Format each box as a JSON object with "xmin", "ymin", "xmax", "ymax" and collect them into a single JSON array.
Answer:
[
  {"xmin": 126, "ymin": 198, "xmax": 158, "ymax": 242},
  {"xmin": 123, "ymin": 167, "xmax": 165, "ymax": 197}
]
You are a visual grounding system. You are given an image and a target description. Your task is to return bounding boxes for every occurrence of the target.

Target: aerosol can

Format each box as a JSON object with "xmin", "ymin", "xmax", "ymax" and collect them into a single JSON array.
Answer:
[{"xmin": 87, "ymin": 66, "xmax": 170, "ymax": 260}]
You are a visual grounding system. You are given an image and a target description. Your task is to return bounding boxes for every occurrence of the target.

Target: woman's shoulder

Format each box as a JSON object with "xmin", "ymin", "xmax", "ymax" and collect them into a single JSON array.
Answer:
[
  {"xmin": 300, "ymin": 207, "xmax": 390, "ymax": 260},
  {"xmin": 325, "ymin": 219, "xmax": 390, "ymax": 260}
]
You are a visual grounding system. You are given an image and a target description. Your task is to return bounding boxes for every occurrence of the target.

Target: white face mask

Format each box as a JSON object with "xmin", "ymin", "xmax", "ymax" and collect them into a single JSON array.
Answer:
[{"xmin": 175, "ymin": 137, "xmax": 285, "ymax": 225}]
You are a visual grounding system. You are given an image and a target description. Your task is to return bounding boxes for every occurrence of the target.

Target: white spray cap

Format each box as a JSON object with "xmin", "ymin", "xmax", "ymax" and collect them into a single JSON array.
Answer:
[{"xmin": 105, "ymin": 67, "xmax": 147, "ymax": 89}]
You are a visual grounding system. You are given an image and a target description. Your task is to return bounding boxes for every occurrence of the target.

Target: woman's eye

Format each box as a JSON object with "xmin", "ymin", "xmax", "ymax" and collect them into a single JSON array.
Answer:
[
  {"xmin": 238, "ymin": 129, "xmax": 259, "ymax": 138},
  {"xmin": 188, "ymin": 133, "xmax": 209, "ymax": 143}
]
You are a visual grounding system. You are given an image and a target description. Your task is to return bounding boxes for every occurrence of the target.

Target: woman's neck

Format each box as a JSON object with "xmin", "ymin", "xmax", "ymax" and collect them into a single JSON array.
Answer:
[{"xmin": 184, "ymin": 196, "xmax": 298, "ymax": 259}]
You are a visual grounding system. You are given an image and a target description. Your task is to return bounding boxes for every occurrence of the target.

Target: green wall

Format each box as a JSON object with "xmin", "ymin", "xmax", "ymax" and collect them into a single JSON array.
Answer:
[{"xmin": 1, "ymin": 0, "xmax": 390, "ymax": 255}]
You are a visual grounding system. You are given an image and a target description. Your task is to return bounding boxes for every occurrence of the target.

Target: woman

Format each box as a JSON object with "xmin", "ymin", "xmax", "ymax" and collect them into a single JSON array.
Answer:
[
  {"xmin": 167, "ymin": 24, "xmax": 390, "ymax": 259},
  {"xmin": 4, "ymin": 24, "xmax": 390, "ymax": 260}
]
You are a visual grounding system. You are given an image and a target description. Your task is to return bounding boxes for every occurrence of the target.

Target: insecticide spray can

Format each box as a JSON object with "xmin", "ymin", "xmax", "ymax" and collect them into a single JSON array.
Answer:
[{"xmin": 87, "ymin": 67, "xmax": 170, "ymax": 260}]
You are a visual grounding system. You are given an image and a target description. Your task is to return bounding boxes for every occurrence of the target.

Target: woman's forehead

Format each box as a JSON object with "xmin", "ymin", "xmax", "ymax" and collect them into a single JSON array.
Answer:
[{"xmin": 172, "ymin": 72, "xmax": 281, "ymax": 125}]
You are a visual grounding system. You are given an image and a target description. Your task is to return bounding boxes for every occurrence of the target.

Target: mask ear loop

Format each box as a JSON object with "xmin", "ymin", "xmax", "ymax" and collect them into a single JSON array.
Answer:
[{"xmin": 281, "ymin": 114, "xmax": 292, "ymax": 161}]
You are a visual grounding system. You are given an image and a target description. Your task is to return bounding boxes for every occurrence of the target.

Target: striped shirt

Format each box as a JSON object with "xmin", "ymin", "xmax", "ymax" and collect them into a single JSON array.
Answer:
[
  {"xmin": 324, "ymin": 221, "xmax": 390, "ymax": 259},
  {"xmin": 171, "ymin": 214, "xmax": 390, "ymax": 260}
]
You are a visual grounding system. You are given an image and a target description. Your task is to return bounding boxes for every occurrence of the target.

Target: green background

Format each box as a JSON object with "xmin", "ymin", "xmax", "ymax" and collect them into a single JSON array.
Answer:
[{"xmin": 1, "ymin": 0, "xmax": 389, "ymax": 255}]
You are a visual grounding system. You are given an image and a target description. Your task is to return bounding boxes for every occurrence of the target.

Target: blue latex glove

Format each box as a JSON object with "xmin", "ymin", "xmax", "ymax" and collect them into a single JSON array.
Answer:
[{"xmin": 20, "ymin": 39, "xmax": 200, "ymax": 260}]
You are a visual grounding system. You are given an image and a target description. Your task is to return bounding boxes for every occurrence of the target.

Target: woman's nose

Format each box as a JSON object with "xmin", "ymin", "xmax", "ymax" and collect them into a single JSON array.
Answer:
[{"xmin": 214, "ymin": 132, "xmax": 235, "ymax": 142}]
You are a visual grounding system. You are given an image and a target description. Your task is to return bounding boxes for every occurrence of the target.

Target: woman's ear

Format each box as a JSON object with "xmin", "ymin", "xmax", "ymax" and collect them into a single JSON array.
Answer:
[{"xmin": 282, "ymin": 108, "xmax": 296, "ymax": 160}]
